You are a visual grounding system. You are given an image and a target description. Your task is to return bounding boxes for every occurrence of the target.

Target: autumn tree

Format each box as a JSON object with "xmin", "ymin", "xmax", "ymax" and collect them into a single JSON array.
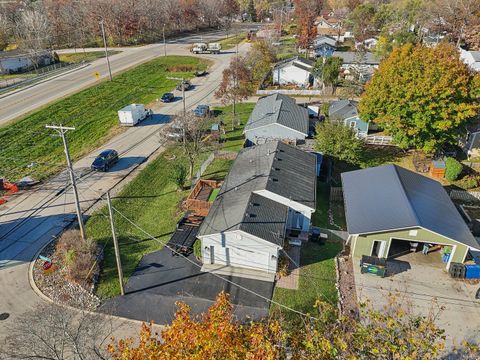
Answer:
[
  {"xmin": 215, "ymin": 56, "xmax": 253, "ymax": 128},
  {"xmin": 108, "ymin": 292, "xmax": 285, "ymax": 359},
  {"xmin": 246, "ymin": 39, "xmax": 276, "ymax": 82},
  {"xmin": 315, "ymin": 121, "xmax": 364, "ymax": 165},
  {"xmin": 347, "ymin": 3, "xmax": 377, "ymax": 42},
  {"xmin": 359, "ymin": 43, "xmax": 480, "ymax": 153},
  {"xmin": 294, "ymin": 0, "xmax": 319, "ymax": 50},
  {"xmin": 312, "ymin": 56, "xmax": 343, "ymax": 94}
]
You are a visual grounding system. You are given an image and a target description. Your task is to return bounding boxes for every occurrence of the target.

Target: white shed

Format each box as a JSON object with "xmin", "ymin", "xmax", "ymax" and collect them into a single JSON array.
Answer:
[{"xmin": 272, "ymin": 57, "xmax": 314, "ymax": 87}]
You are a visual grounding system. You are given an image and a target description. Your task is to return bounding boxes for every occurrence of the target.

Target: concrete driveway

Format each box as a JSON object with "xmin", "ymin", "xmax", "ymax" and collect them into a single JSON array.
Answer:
[
  {"xmin": 101, "ymin": 248, "xmax": 274, "ymax": 324},
  {"xmin": 353, "ymin": 251, "xmax": 480, "ymax": 348}
]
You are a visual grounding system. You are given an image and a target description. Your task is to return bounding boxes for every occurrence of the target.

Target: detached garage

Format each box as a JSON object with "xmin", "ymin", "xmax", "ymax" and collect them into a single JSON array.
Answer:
[{"xmin": 341, "ymin": 164, "xmax": 480, "ymax": 269}]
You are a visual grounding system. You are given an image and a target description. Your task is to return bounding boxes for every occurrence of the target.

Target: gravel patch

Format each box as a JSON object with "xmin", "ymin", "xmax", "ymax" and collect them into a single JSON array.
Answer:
[
  {"xmin": 32, "ymin": 240, "xmax": 102, "ymax": 311},
  {"xmin": 337, "ymin": 246, "xmax": 359, "ymax": 319}
]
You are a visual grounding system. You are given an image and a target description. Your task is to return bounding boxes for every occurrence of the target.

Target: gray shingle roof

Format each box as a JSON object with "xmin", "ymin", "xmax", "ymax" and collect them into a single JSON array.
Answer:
[
  {"xmin": 341, "ymin": 164, "xmax": 480, "ymax": 249},
  {"xmin": 471, "ymin": 51, "xmax": 480, "ymax": 62},
  {"xmin": 329, "ymin": 100, "xmax": 358, "ymax": 120},
  {"xmin": 245, "ymin": 94, "xmax": 309, "ymax": 135},
  {"xmin": 332, "ymin": 51, "xmax": 380, "ymax": 65},
  {"xmin": 273, "ymin": 56, "xmax": 314, "ymax": 71},
  {"xmin": 198, "ymin": 142, "xmax": 316, "ymax": 243},
  {"xmin": 314, "ymin": 35, "xmax": 337, "ymax": 47}
]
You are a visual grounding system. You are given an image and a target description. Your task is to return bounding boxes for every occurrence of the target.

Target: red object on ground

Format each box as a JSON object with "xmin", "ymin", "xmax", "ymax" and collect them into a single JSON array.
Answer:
[
  {"xmin": 42, "ymin": 261, "xmax": 52, "ymax": 270},
  {"xmin": 3, "ymin": 182, "xmax": 18, "ymax": 193}
]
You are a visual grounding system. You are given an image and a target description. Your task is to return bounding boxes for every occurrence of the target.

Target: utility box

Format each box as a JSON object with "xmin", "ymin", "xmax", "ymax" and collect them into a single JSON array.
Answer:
[{"xmin": 118, "ymin": 104, "xmax": 149, "ymax": 126}]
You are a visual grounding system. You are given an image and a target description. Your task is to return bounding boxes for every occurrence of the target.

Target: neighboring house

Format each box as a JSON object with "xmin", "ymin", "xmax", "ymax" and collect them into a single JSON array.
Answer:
[
  {"xmin": 197, "ymin": 141, "xmax": 316, "ymax": 280},
  {"xmin": 356, "ymin": 38, "xmax": 378, "ymax": 50},
  {"xmin": 342, "ymin": 164, "xmax": 480, "ymax": 269},
  {"xmin": 0, "ymin": 50, "xmax": 53, "ymax": 74},
  {"xmin": 332, "ymin": 51, "xmax": 380, "ymax": 82},
  {"xmin": 329, "ymin": 99, "xmax": 370, "ymax": 137},
  {"xmin": 459, "ymin": 48, "xmax": 480, "ymax": 72},
  {"xmin": 460, "ymin": 125, "xmax": 480, "ymax": 158},
  {"xmin": 272, "ymin": 57, "xmax": 314, "ymax": 87},
  {"xmin": 313, "ymin": 35, "xmax": 337, "ymax": 58},
  {"xmin": 244, "ymin": 93, "xmax": 309, "ymax": 145}
]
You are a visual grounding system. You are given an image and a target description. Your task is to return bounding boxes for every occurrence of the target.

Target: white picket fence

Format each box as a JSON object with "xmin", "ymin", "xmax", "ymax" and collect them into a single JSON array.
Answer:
[{"xmin": 364, "ymin": 135, "xmax": 394, "ymax": 146}]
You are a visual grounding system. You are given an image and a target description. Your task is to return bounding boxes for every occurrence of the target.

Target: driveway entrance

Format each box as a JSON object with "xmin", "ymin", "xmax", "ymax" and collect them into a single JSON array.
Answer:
[{"xmin": 353, "ymin": 252, "xmax": 480, "ymax": 348}]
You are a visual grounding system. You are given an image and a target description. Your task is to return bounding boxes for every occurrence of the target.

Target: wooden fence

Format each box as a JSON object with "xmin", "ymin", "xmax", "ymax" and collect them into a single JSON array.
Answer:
[{"xmin": 330, "ymin": 187, "xmax": 343, "ymax": 202}]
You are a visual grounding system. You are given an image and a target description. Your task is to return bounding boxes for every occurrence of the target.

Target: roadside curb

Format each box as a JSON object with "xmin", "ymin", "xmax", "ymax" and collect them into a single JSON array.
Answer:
[{"xmin": 0, "ymin": 63, "xmax": 90, "ymax": 100}]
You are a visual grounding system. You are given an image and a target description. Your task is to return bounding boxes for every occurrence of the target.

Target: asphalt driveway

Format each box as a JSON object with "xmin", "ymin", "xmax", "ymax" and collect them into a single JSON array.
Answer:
[
  {"xmin": 100, "ymin": 248, "xmax": 275, "ymax": 324},
  {"xmin": 353, "ymin": 251, "xmax": 480, "ymax": 348}
]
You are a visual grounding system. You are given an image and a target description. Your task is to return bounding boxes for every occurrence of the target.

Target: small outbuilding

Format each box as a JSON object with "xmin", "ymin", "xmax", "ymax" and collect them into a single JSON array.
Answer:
[
  {"xmin": 329, "ymin": 99, "xmax": 370, "ymax": 137},
  {"xmin": 342, "ymin": 164, "xmax": 480, "ymax": 269},
  {"xmin": 272, "ymin": 57, "xmax": 314, "ymax": 87}
]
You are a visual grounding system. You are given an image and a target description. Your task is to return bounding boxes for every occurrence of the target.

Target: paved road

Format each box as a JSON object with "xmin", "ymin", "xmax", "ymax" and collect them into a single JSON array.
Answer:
[
  {"xmin": 0, "ymin": 36, "xmax": 250, "ymax": 346},
  {"xmin": 0, "ymin": 25, "xmax": 256, "ymax": 126}
]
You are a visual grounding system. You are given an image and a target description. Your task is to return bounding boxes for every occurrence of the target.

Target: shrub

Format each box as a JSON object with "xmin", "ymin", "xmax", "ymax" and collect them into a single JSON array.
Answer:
[
  {"xmin": 167, "ymin": 64, "xmax": 196, "ymax": 72},
  {"xmin": 55, "ymin": 230, "xmax": 98, "ymax": 286},
  {"xmin": 171, "ymin": 163, "xmax": 187, "ymax": 190},
  {"xmin": 454, "ymin": 175, "xmax": 478, "ymax": 190},
  {"xmin": 445, "ymin": 157, "xmax": 463, "ymax": 181},
  {"xmin": 193, "ymin": 239, "xmax": 202, "ymax": 259}
]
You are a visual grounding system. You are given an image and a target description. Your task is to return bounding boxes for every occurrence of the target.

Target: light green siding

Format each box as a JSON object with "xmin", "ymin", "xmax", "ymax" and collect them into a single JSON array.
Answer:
[{"xmin": 352, "ymin": 227, "xmax": 468, "ymax": 264}]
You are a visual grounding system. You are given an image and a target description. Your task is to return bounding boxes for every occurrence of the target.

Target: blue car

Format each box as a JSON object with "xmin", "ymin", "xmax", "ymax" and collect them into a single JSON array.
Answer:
[
  {"xmin": 91, "ymin": 149, "xmax": 118, "ymax": 172},
  {"xmin": 161, "ymin": 92, "xmax": 174, "ymax": 102}
]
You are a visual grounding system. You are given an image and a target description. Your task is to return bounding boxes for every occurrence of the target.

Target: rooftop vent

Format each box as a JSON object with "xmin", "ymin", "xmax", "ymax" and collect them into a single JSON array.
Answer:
[{"xmin": 245, "ymin": 213, "xmax": 257, "ymax": 218}]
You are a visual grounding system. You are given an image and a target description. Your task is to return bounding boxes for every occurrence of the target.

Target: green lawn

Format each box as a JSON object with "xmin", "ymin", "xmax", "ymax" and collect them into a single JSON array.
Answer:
[
  {"xmin": 202, "ymin": 159, "xmax": 234, "ymax": 181},
  {"xmin": 218, "ymin": 32, "xmax": 246, "ymax": 50},
  {"xmin": 90, "ymin": 103, "xmax": 255, "ymax": 299},
  {"xmin": 270, "ymin": 241, "xmax": 342, "ymax": 328},
  {"xmin": 0, "ymin": 55, "xmax": 209, "ymax": 182},
  {"xmin": 58, "ymin": 51, "xmax": 121, "ymax": 64}
]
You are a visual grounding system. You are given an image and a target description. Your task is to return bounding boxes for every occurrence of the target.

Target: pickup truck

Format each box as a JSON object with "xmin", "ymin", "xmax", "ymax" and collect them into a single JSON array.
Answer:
[{"xmin": 190, "ymin": 42, "xmax": 221, "ymax": 54}]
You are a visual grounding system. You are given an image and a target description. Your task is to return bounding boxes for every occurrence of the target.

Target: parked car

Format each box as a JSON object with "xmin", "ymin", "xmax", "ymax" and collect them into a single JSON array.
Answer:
[
  {"xmin": 194, "ymin": 70, "xmax": 208, "ymax": 77},
  {"xmin": 91, "ymin": 149, "xmax": 118, "ymax": 172},
  {"xmin": 176, "ymin": 80, "xmax": 192, "ymax": 91},
  {"xmin": 193, "ymin": 105, "xmax": 210, "ymax": 117},
  {"xmin": 165, "ymin": 124, "xmax": 183, "ymax": 141},
  {"xmin": 161, "ymin": 92, "xmax": 174, "ymax": 102}
]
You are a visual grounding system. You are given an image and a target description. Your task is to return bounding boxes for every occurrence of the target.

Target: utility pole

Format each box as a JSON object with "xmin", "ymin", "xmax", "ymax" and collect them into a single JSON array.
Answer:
[
  {"xmin": 163, "ymin": 24, "xmax": 167, "ymax": 56},
  {"xmin": 232, "ymin": 42, "xmax": 239, "ymax": 130},
  {"xmin": 106, "ymin": 191, "xmax": 125, "ymax": 296},
  {"xmin": 45, "ymin": 125, "xmax": 86, "ymax": 241},
  {"xmin": 100, "ymin": 20, "xmax": 113, "ymax": 81},
  {"xmin": 166, "ymin": 76, "xmax": 186, "ymax": 115}
]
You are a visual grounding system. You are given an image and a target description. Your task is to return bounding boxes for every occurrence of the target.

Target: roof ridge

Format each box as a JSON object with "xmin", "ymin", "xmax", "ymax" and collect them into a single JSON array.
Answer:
[{"xmin": 391, "ymin": 165, "xmax": 421, "ymax": 227}]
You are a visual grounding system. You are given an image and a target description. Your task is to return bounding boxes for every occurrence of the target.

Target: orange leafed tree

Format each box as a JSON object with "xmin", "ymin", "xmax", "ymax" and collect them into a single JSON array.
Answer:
[{"xmin": 108, "ymin": 292, "xmax": 284, "ymax": 359}]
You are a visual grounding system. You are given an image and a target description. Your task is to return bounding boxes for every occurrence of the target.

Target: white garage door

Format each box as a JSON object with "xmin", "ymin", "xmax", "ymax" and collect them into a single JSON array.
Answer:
[{"xmin": 212, "ymin": 245, "xmax": 270, "ymax": 271}]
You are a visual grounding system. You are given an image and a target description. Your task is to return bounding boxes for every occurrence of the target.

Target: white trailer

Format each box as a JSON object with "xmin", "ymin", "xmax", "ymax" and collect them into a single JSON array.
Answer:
[{"xmin": 118, "ymin": 104, "xmax": 150, "ymax": 126}]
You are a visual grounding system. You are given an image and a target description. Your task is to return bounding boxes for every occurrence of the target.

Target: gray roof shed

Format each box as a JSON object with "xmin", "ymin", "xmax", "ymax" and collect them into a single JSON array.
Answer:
[
  {"xmin": 341, "ymin": 164, "xmax": 480, "ymax": 249},
  {"xmin": 198, "ymin": 141, "xmax": 316, "ymax": 244},
  {"xmin": 245, "ymin": 94, "xmax": 309, "ymax": 135},
  {"xmin": 329, "ymin": 99, "xmax": 358, "ymax": 120}
]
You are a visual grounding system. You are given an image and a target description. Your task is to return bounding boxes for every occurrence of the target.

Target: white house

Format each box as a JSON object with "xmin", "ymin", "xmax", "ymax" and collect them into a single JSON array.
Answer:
[
  {"xmin": 197, "ymin": 141, "xmax": 316, "ymax": 281},
  {"xmin": 244, "ymin": 93, "xmax": 309, "ymax": 146},
  {"xmin": 459, "ymin": 49, "xmax": 480, "ymax": 72},
  {"xmin": 272, "ymin": 57, "xmax": 314, "ymax": 87},
  {"xmin": 356, "ymin": 38, "xmax": 378, "ymax": 50},
  {"xmin": 0, "ymin": 50, "xmax": 54, "ymax": 74}
]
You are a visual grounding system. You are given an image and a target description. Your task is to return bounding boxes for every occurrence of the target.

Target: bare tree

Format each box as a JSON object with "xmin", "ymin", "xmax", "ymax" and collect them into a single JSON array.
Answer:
[
  {"xmin": 170, "ymin": 112, "xmax": 211, "ymax": 181},
  {"xmin": 1, "ymin": 303, "xmax": 113, "ymax": 359},
  {"xmin": 13, "ymin": 3, "xmax": 51, "ymax": 72}
]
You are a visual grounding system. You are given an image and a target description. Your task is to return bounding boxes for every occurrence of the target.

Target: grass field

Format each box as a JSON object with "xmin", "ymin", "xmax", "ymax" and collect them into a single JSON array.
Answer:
[
  {"xmin": 0, "ymin": 56, "xmax": 209, "ymax": 182},
  {"xmin": 58, "ymin": 51, "xmax": 121, "ymax": 64},
  {"xmin": 218, "ymin": 32, "xmax": 246, "ymax": 50},
  {"xmin": 89, "ymin": 103, "xmax": 254, "ymax": 299},
  {"xmin": 270, "ymin": 241, "xmax": 342, "ymax": 328}
]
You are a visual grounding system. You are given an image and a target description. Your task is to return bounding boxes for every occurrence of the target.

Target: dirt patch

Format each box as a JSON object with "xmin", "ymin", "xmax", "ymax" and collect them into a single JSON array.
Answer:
[{"xmin": 337, "ymin": 246, "xmax": 359, "ymax": 318}]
